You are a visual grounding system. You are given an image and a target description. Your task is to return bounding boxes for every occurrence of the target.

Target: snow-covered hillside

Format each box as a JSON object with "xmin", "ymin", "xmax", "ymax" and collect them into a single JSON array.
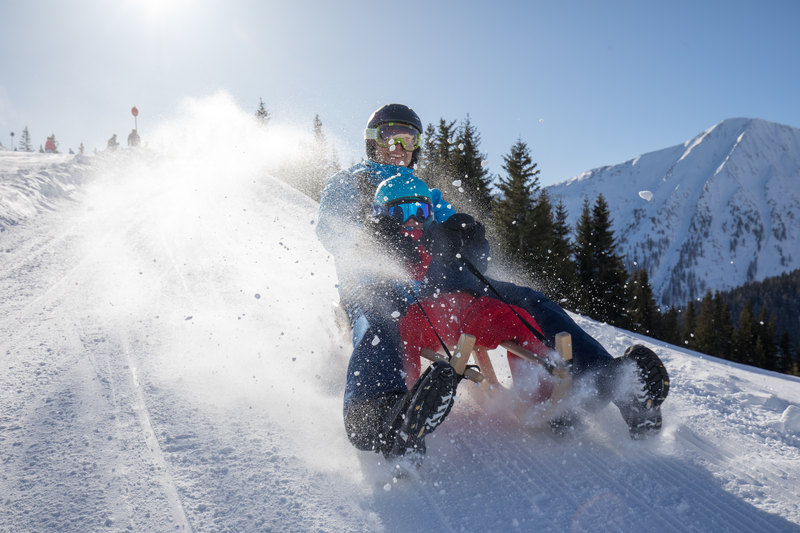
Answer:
[
  {"xmin": 0, "ymin": 151, "xmax": 93, "ymax": 228},
  {"xmin": 546, "ymin": 118, "xmax": 800, "ymax": 307},
  {"xmin": 2, "ymin": 98, "xmax": 800, "ymax": 532}
]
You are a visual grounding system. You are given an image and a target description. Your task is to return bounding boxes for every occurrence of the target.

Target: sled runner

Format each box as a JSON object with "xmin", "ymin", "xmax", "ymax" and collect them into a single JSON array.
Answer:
[{"xmin": 417, "ymin": 331, "xmax": 574, "ymax": 418}]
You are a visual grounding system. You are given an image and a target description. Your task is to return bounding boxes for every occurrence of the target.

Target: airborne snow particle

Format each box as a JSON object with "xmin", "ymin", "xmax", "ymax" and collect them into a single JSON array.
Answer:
[
  {"xmin": 372, "ymin": 336, "xmax": 380, "ymax": 346},
  {"xmin": 452, "ymin": 180, "xmax": 462, "ymax": 187},
  {"xmin": 481, "ymin": 160, "xmax": 489, "ymax": 168},
  {"xmin": 255, "ymin": 294, "xmax": 261, "ymax": 299},
  {"xmin": 639, "ymin": 191, "xmax": 654, "ymax": 201}
]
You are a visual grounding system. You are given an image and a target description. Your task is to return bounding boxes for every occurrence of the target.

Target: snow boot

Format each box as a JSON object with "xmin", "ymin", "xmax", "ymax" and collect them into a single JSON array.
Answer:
[
  {"xmin": 614, "ymin": 345, "xmax": 670, "ymax": 440},
  {"xmin": 382, "ymin": 361, "xmax": 459, "ymax": 460}
]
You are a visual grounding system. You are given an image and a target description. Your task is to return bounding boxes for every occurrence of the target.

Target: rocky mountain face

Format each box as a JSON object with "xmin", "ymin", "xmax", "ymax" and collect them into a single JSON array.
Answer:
[{"xmin": 545, "ymin": 118, "xmax": 800, "ymax": 308}]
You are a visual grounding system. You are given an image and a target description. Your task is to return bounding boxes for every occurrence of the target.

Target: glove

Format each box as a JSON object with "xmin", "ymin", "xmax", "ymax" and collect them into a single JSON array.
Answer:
[
  {"xmin": 427, "ymin": 213, "xmax": 485, "ymax": 261},
  {"xmin": 364, "ymin": 216, "xmax": 420, "ymax": 263},
  {"xmin": 443, "ymin": 213, "xmax": 485, "ymax": 243}
]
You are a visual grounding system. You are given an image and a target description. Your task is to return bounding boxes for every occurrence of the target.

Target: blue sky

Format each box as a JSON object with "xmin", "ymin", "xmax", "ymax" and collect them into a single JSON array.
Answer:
[{"xmin": 1, "ymin": 0, "xmax": 798, "ymax": 187}]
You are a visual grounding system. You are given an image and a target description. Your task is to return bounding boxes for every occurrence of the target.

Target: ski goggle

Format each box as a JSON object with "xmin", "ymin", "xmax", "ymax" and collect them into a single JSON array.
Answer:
[
  {"xmin": 364, "ymin": 123, "xmax": 421, "ymax": 152},
  {"xmin": 372, "ymin": 200, "xmax": 432, "ymax": 224}
]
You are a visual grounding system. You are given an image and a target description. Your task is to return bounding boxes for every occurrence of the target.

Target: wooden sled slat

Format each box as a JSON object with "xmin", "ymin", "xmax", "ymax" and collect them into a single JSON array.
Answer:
[
  {"xmin": 419, "ymin": 348, "xmax": 486, "ymax": 384},
  {"xmin": 472, "ymin": 346, "xmax": 502, "ymax": 387},
  {"xmin": 418, "ymin": 332, "xmax": 573, "ymax": 406},
  {"xmin": 451, "ymin": 333, "xmax": 476, "ymax": 375},
  {"xmin": 500, "ymin": 341, "xmax": 571, "ymax": 380},
  {"xmin": 555, "ymin": 332, "xmax": 573, "ymax": 361},
  {"xmin": 416, "ymin": 332, "xmax": 574, "ymax": 427}
]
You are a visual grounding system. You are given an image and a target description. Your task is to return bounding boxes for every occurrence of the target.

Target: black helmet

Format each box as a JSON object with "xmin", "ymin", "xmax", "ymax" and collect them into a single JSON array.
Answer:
[{"xmin": 364, "ymin": 104, "xmax": 423, "ymax": 168}]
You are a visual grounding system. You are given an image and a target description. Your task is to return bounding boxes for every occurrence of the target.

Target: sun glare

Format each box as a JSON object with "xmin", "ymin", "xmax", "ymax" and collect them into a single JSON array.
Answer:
[{"xmin": 139, "ymin": 0, "xmax": 194, "ymax": 20}]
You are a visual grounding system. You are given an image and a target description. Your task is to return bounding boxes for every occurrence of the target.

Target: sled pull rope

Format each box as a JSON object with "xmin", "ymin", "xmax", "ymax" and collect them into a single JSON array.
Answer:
[
  {"xmin": 403, "ymin": 282, "xmax": 453, "ymax": 361},
  {"xmin": 459, "ymin": 257, "xmax": 554, "ymax": 350}
]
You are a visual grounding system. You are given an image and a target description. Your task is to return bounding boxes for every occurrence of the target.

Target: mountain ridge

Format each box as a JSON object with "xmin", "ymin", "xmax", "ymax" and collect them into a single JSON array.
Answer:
[{"xmin": 546, "ymin": 117, "xmax": 800, "ymax": 307}]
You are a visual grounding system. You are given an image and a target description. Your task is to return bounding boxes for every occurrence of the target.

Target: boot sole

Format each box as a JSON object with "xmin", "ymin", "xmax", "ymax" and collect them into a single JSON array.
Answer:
[
  {"xmin": 623, "ymin": 345, "xmax": 670, "ymax": 406},
  {"xmin": 404, "ymin": 362, "xmax": 458, "ymax": 438}
]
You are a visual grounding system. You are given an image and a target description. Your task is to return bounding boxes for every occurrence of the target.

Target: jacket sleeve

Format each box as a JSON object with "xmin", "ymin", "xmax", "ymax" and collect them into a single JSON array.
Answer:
[
  {"xmin": 430, "ymin": 188, "xmax": 456, "ymax": 223},
  {"xmin": 315, "ymin": 168, "xmax": 363, "ymax": 258}
]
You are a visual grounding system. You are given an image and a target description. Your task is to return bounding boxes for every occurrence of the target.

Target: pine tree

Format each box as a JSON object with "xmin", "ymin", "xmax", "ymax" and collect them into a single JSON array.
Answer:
[
  {"xmin": 795, "ymin": 339, "xmax": 800, "ymax": 376},
  {"xmin": 423, "ymin": 119, "xmax": 458, "ymax": 199},
  {"xmin": 79, "ymin": 143, "xmax": 85, "ymax": 154},
  {"xmin": 549, "ymin": 197, "xmax": 576, "ymax": 307},
  {"xmin": 756, "ymin": 307, "xmax": 777, "ymax": 370},
  {"xmin": 526, "ymin": 189, "xmax": 555, "ymax": 274},
  {"xmin": 682, "ymin": 301, "xmax": 698, "ymax": 351},
  {"xmin": 595, "ymin": 194, "xmax": 629, "ymax": 326},
  {"xmin": 255, "ymin": 98, "xmax": 271, "ymax": 126},
  {"xmin": 661, "ymin": 307, "xmax": 681, "ymax": 346},
  {"xmin": 50, "ymin": 134, "xmax": 60, "ymax": 154},
  {"xmin": 304, "ymin": 114, "xmax": 339, "ymax": 202},
  {"xmin": 19, "ymin": 126, "xmax": 33, "ymax": 152},
  {"xmin": 574, "ymin": 198, "xmax": 595, "ymax": 316},
  {"xmin": 450, "ymin": 115, "xmax": 493, "ymax": 217},
  {"xmin": 627, "ymin": 269, "xmax": 661, "ymax": 337},
  {"xmin": 713, "ymin": 291, "xmax": 734, "ymax": 360},
  {"xmin": 733, "ymin": 300, "xmax": 757, "ymax": 365},
  {"xmin": 776, "ymin": 330, "xmax": 792, "ymax": 374},
  {"xmin": 279, "ymin": 114, "xmax": 339, "ymax": 202},
  {"xmin": 416, "ymin": 123, "xmax": 437, "ymax": 179},
  {"xmin": 694, "ymin": 290, "xmax": 715, "ymax": 356},
  {"xmin": 39, "ymin": 144, "xmax": 44, "ymax": 153},
  {"xmin": 493, "ymin": 138, "xmax": 539, "ymax": 266},
  {"xmin": 573, "ymin": 194, "xmax": 628, "ymax": 326}
]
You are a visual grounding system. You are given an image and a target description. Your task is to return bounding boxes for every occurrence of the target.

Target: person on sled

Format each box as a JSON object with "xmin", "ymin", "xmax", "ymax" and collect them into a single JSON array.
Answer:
[
  {"xmin": 315, "ymin": 104, "xmax": 669, "ymax": 462},
  {"xmin": 371, "ymin": 175, "xmax": 557, "ymax": 395}
]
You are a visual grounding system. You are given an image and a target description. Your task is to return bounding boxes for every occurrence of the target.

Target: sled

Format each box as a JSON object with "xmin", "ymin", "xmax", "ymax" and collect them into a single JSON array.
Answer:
[
  {"xmin": 332, "ymin": 299, "xmax": 575, "ymax": 422},
  {"xmin": 418, "ymin": 331, "xmax": 573, "ymax": 410}
]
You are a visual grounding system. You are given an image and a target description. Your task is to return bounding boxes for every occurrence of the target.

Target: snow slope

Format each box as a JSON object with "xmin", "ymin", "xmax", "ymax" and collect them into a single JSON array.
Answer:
[
  {"xmin": 2, "ymin": 96, "xmax": 800, "ymax": 532},
  {"xmin": 0, "ymin": 150, "xmax": 93, "ymax": 228},
  {"xmin": 545, "ymin": 118, "xmax": 800, "ymax": 308}
]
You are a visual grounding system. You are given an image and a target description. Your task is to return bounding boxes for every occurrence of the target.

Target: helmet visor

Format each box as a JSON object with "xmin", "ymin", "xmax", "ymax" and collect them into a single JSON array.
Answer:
[
  {"xmin": 364, "ymin": 124, "xmax": 421, "ymax": 152},
  {"xmin": 372, "ymin": 200, "xmax": 431, "ymax": 224}
]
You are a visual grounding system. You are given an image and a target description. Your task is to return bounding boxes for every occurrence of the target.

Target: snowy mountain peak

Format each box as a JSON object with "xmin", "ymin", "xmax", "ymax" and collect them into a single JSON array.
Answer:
[{"xmin": 546, "ymin": 117, "xmax": 800, "ymax": 307}]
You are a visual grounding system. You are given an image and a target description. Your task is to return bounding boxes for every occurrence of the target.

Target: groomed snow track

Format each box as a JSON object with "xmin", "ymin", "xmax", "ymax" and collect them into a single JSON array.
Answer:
[{"xmin": 2, "ymin": 124, "xmax": 800, "ymax": 532}]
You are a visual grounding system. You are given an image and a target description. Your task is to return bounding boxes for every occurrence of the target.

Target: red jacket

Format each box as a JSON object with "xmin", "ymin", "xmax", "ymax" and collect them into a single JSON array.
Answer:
[{"xmin": 397, "ymin": 231, "xmax": 550, "ymax": 386}]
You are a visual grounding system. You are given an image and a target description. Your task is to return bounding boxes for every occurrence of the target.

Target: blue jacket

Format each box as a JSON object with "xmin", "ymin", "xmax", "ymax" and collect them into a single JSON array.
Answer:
[{"xmin": 316, "ymin": 161, "xmax": 456, "ymax": 296}]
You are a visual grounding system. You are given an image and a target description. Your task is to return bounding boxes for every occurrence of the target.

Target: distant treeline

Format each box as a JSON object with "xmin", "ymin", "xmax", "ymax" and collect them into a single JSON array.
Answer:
[{"xmin": 257, "ymin": 99, "xmax": 800, "ymax": 376}]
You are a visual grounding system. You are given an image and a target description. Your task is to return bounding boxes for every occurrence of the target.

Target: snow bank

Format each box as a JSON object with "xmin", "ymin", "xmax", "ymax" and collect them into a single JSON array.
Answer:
[{"xmin": 0, "ymin": 152, "xmax": 93, "ymax": 227}]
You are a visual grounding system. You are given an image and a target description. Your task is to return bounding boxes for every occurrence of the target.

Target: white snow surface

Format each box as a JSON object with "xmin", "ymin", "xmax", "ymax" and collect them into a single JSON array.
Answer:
[
  {"xmin": 2, "ymin": 99, "xmax": 800, "ymax": 532},
  {"xmin": 546, "ymin": 118, "xmax": 800, "ymax": 308}
]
